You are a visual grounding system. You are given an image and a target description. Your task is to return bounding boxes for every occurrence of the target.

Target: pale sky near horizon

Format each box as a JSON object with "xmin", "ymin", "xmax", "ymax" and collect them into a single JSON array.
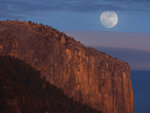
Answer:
[
  {"xmin": 65, "ymin": 31, "xmax": 150, "ymax": 51},
  {"xmin": 66, "ymin": 31, "xmax": 150, "ymax": 70}
]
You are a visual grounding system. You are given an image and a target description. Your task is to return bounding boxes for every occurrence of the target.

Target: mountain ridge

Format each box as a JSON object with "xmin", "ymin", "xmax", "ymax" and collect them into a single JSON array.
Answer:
[{"xmin": 0, "ymin": 20, "xmax": 134, "ymax": 113}]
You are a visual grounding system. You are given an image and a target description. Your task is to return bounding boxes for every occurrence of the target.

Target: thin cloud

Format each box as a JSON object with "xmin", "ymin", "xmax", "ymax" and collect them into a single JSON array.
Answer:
[
  {"xmin": 96, "ymin": 47, "xmax": 150, "ymax": 70},
  {"xmin": 0, "ymin": 0, "xmax": 149, "ymax": 15},
  {"xmin": 0, "ymin": 0, "xmax": 149, "ymax": 21}
]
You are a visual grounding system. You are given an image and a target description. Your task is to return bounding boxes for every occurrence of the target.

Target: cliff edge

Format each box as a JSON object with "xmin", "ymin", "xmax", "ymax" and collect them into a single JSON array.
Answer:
[{"xmin": 0, "ymin": 21, "xmax": 134, "ymax": 113}]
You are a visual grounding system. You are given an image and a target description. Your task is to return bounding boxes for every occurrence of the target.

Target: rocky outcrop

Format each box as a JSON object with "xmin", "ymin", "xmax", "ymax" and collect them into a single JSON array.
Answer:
[
  {"xmin": 0, "ymin": 56, "xmax": 102, "ymax": 113},
  {"xmin": 0, "ymin": 21, "xmax": 134, "ymax": 113}
]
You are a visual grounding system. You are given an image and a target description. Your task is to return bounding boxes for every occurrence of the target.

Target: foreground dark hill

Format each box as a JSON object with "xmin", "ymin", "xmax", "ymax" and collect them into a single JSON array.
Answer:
[
  {"xmin": 0, "ymin": 21, "xmax": 133, "ymax": 113},
  {"xmin": 0, "ymin": 56, "xmax": 102, "ymax": 113}
]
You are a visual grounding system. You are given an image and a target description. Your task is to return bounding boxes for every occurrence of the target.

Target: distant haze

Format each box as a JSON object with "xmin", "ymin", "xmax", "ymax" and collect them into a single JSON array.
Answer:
[
  {"xmin": 96, "ymin": 47, "xmax": 150, "ymax": 71},
  {"xmin": 66, "ymin": 31, "xmax": 150, "ymax": 51},
  {"xmin": 66, "ymin": 31, "xmax": 150, "ymax": 70}
]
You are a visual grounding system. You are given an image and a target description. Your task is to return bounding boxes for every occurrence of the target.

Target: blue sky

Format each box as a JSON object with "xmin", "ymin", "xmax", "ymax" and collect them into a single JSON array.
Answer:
[
  {"xmin": 0, "ymin": 0, "xmax": 150, "ymax": 32},
  {"xmin": 0, "ymin": 0, "xmax": 150, "ymax": 70}
]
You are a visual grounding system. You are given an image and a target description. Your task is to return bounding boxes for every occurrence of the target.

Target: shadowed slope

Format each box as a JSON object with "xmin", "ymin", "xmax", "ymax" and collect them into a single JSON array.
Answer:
[{"xmin": 0, "ymin": 56, "xmax": 102, "ymax": 113}]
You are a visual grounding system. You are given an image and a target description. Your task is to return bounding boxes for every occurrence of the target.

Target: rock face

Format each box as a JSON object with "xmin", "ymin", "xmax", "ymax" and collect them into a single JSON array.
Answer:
[
  {"xmin": 0, "ymin": 21, "xmax": 134, "ymax": 113},
  {"xmin": 0, "ymin": 56, "xmax": 102, "ymax": 113}
]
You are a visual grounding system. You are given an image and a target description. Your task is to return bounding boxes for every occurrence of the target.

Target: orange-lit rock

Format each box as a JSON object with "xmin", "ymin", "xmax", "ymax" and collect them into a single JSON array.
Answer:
[{"xmin": 0, "ymin": 20, "xmax": 134, "ymax": 113}]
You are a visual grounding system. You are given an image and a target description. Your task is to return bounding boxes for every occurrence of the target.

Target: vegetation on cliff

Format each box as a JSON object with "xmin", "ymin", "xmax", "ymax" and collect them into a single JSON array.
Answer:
[
  {"xmin": 0, "ymin": 56, "xmax": 102, "ymax": 113},
  {"xmin": 0, "ymin": 20, "xmax": 133, "ymax": 113}
]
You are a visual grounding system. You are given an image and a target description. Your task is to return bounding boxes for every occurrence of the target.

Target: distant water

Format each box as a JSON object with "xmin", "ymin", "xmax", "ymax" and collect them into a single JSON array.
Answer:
[{"xmin": 131, "ymin": 71, "xmax": 150, "ymax": 113}]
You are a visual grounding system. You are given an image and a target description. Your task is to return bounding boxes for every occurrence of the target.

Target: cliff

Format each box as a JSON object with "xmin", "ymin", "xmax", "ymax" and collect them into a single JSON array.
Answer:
[
  {"xmin": 0, "ymin": 56, "xmax": 102, "ymax": 113},
  {"xmin": 0, "ymin": 21, "xmax": 134, "ymax": 113}
]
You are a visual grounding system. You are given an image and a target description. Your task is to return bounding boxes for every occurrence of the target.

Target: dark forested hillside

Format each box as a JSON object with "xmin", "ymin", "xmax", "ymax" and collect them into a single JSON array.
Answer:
[{"xmin": 0, "ymin": 56, "xmax": 102, "ymax": 113}]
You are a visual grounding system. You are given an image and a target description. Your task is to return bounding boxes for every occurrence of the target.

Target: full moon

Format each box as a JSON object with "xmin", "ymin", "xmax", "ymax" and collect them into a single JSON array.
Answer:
[{"xmin": 100, "ymin": 11, "xmax": 118, "ymax": 28}]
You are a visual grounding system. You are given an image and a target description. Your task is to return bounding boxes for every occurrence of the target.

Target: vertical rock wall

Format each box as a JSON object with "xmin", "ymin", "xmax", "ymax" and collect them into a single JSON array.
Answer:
[{"xmin": 0, "ymin": 21, "xmax": 134, "ymax": 113}]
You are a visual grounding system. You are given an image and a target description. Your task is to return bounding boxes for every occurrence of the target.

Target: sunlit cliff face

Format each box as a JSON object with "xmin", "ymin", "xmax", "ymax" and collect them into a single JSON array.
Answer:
[{"xmin": 0, "ymin": 21, "xmax": 134, "ymax": 113}]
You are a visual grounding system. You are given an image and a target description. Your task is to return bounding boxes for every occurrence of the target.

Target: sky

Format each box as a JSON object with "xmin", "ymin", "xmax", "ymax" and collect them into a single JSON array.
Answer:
[
  {"xmin": 0, "ymin": 0, "xmax": 150, "ymax": 70},
  {"xmin": 0, "ymin": 0, "xmax": 150, "ymax": 32},
  {"xmin": 66, "ymin": 32, "xmax": 150, "ymax": 70}
]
